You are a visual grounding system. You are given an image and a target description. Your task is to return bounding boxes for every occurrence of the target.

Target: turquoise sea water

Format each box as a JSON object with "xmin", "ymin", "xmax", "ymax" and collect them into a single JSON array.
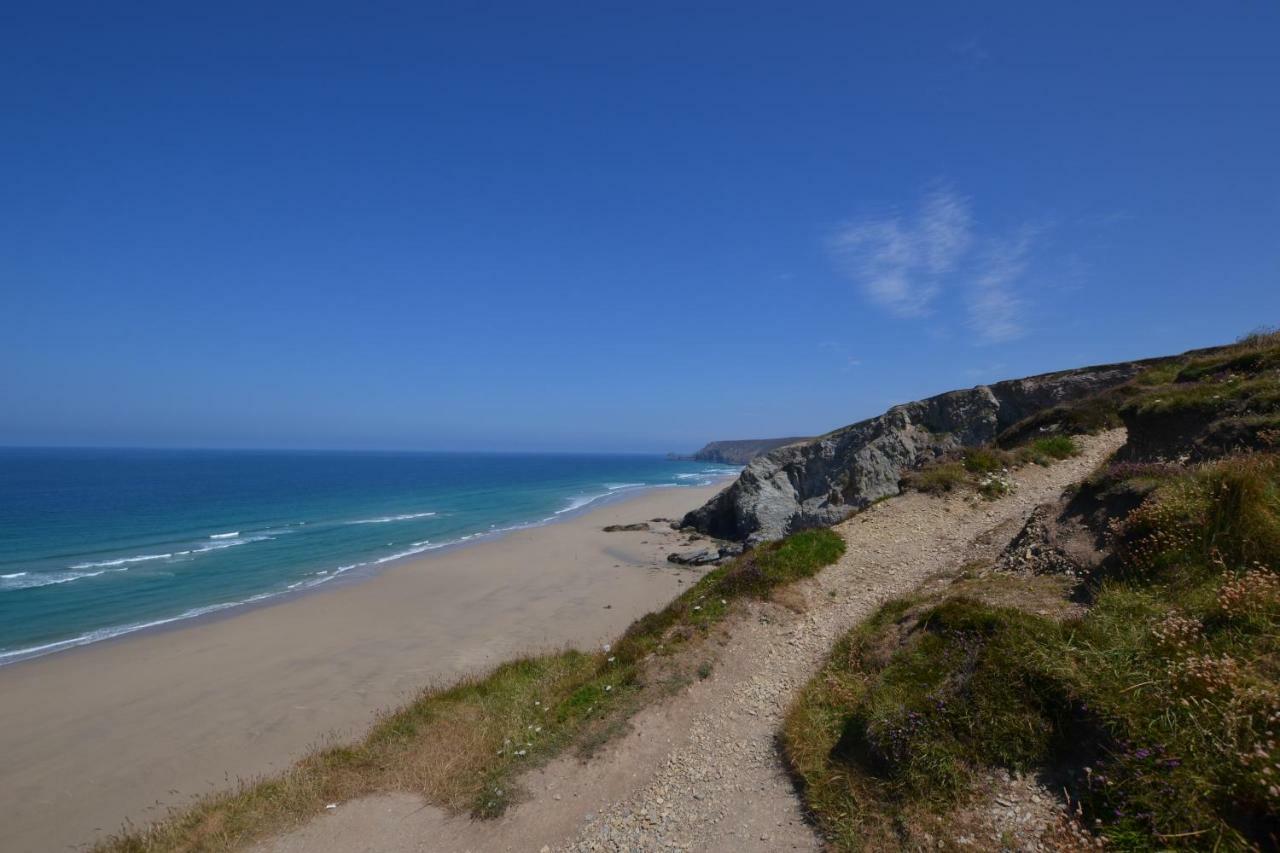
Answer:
[{"xmin": 0, "ymin": 448, "xmax": 736, "ymax": 663}]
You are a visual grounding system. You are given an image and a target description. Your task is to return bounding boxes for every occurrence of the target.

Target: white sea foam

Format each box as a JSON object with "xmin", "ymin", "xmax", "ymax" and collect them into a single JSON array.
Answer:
[
  {"xmin": 284, "ymin": 541, "xmax": 448, "ymax": 591},
  {"xmin": 1, "ymin": 568, "xmax": 125, "ymax": 591},
  {"xmin": 69, "ymin": 552, "xmax": 174, "ymax": 569},
  {"xmin": 555, "ymin": 493, "xmax": 608, "ymax": 515},
  {"xmin": 66, "ymin": 534, "xmax": 273, "ymax": 571},
  {"xmin": 347, "ymin": 511, "xmax": 437, "ymax": 525},
  {"xmin": 605, "ymin": 482, "xmax": 645, "ymax": 491},
  {"xmin": 209, "ymin": 531, "xmax": 240, "ymax": 539},
  {"xmin": 372, "ymin": 541, "xmax": 446, "ymax": 564},
  {"xmin": 676, "ymin": 468, "xmax": 737, "ymax": 482}
]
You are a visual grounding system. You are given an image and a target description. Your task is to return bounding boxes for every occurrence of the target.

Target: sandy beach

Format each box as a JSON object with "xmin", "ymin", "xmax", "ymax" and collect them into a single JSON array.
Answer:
[{"xmin": 0, "ymin": 482, "xmax": 725, "ymax": 853}]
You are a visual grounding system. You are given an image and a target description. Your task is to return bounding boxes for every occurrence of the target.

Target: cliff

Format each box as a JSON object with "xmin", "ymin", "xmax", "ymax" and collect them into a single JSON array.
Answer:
[
  {"xmin": 682, "ymin": 359, "xmax": 1160, "ymax": 543},
  {"xmin": 684, "ymin": 437, "xmax": 811, "ymax": 466}
]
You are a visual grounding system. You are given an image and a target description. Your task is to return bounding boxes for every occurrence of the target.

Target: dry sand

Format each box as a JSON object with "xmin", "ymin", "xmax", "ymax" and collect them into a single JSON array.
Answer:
[{"xmin": 0, "ymin": 482, "xmax": 725, "ymax": 853}]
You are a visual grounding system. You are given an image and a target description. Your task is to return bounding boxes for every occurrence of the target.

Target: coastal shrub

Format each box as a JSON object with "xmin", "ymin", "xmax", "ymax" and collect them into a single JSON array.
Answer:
[
  {"xmin": 1122, "ymin": 375, "xmax": 1280, "ymax": 421},
  {"xmin": 961, "ymin": 447, "xmax": 1006, "ymax": 475},
  {"xmin": 1173, "ymin": 328, "xmax": 1280, "ymax": 384},
  {"xmin": 1111, "ymin": 452, "xmax": 1280, "ymax": 582},
  {"xmin": 1132, "ymin": 360, "xmax": 1185, "ymax": 387},
  {"xmin": 1056, "ymin": 577, "xmax": 1280, "ymax": 846},
  {"xmin": 97, "ymin": 527, "xmax": 847, "ymax": 853},
  {"xmin": 901, "ymin": 462, "xmax": 968, "ymax": 494},
  {"xmin": 1028, "ymin": 434, "xmax": 1078, "ymax": 461},
  {"xmin": 976, "ymin": 476, "xmax": 1012, "ymax": 500},
  {"xmin": 784, "ymin": 451, "xmax": 1280, "ymax": 851}
]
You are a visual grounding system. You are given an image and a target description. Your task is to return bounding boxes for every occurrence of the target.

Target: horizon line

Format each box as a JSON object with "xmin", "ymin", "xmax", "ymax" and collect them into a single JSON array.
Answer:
[{"xmin": 0, "ymin": 443, "xmax": 705, "ymax": 457}]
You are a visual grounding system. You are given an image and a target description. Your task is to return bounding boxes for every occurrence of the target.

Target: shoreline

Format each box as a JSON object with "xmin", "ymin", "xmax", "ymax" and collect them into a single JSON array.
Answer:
[
  {"xmin": 0, "ymin": 480, "xmax": 728, "ymax": 852},
  {"xmin": 0, "ymin": 477, "xmax": 733, "ymax": 668}
]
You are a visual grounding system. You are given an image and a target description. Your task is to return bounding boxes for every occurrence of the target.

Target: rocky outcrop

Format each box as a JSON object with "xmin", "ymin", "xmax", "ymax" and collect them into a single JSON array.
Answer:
[
  {"xmin": 678, "ymin": 437, "xmax": 811, "ymax": 466},
  {"xmin": 682, "ymin": 361, "xmax": 1150, "ymax": 543},
  {"xmin": 667, "ymin": 540, "xmax": 744, "ymax": 565}
]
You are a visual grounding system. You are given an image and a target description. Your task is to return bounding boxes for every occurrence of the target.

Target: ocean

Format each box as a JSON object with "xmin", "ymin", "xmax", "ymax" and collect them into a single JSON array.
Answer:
[{"xmin": 0, "ymin": 448, "xmax": 736, "ymax": 664}]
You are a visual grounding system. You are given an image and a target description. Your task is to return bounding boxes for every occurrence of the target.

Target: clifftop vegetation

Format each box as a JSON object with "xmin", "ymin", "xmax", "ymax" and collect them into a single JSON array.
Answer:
[{"xmin": 784, "ymin": 330, "xmax": 1280, "ymax": 850}]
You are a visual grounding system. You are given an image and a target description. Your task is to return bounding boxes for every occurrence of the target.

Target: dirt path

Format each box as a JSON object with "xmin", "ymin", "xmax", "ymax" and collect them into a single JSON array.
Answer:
[{"xmin": 259, "ymin": 432, "xmax": 1123, "ymax": 853}]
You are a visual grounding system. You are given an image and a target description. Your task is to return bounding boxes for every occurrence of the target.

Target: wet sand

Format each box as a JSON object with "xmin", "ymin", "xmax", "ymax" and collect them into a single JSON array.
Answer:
[{"xmin": 0, "ymin": 482, "xmax": 725, "ymax": 852}]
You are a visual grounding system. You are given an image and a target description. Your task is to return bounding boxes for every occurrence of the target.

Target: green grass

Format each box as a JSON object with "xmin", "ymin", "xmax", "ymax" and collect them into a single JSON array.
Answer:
[
  {"xmin": 901, "ymin": 436, "xmax": 1079, "ymax": 501},
  {"xmin": 961, "ymin": 447, "xmax": 1006, "ymax": 474},
  {"xmin": 716, "ymin": 528, "xmax": 847, "ymax": 596},
  {"xmin": 782, "ymin": 598, "xmax": 1071, "ymax": 848},
  {"xmin": 901, "ymin": 462, "xmax": 968, "ymax": 494},
  {"xmin": 1122, "ymin": 375, "xmax": 1280, "ymax": 420},
  {"xmin": 614, "ymin": 528, "xmax": 845, "ymax": 662},
  {"xmin": 785, "ymin": 451, "xmax": 1280, "ymax": 851},
  {"xmin": 97, "ymin": 528, "xmax": 845, "ymax": 853},
  {"xmin": 1028, "ymin": 434, "xmax": 1079, "ymax": 461}
]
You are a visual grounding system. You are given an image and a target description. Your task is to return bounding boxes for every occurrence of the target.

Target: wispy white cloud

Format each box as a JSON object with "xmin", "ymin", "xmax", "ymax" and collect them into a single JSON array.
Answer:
[
  {"xmin": 968, "ymin": 229, "xmax": 1034, "ymax": 344},
  {"xmin": 827, "ymin": 190, "xmax": 972, "ymax": 318},
  {"xmin": 829, "ymin": 188, "xmax": 1040, "ymax": 345}
]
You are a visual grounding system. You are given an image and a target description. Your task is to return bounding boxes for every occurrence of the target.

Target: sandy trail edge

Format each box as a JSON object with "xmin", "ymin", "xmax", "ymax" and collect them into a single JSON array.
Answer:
[
  {"xmin": 0, "ymin": 483, "xmax": 726, "ymax": 853},
  {"xmin": 259, "ymin": 431, "xmax": 1124, "ymax": 853}
]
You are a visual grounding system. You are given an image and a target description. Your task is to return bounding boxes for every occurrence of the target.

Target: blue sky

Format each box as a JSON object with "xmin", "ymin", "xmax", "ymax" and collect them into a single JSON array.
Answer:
[{"xmin": 2, "ymin": 2, "xmax": 1277, "ymax": 452}]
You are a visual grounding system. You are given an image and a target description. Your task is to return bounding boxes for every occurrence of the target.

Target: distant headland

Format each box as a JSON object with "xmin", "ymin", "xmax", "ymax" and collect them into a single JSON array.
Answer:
[{"xmin": 668, "ymin": 437, "xmax": 810, "ymax": 466}]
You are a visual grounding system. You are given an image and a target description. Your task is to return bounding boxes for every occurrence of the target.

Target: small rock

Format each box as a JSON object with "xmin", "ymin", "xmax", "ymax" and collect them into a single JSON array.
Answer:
[{"xmin": 667, "ymin": 546, "xmax": 721, "ymax": 565}]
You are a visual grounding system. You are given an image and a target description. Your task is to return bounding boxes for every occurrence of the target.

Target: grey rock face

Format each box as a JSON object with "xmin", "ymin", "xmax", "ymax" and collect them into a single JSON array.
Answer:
[{"xmin": 682, "ymin": 362, "xmax": 1145, "ymax": 544}]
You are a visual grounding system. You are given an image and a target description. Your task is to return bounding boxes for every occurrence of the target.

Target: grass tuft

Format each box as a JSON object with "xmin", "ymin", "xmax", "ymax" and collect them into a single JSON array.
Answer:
[
  {"xmin": 901, "ymin": 462, "xmax": 969, "ymax": 495},
  {"xmin": 1028, "ymin": 434, "xmax": 1079, "ymax": 461}
]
